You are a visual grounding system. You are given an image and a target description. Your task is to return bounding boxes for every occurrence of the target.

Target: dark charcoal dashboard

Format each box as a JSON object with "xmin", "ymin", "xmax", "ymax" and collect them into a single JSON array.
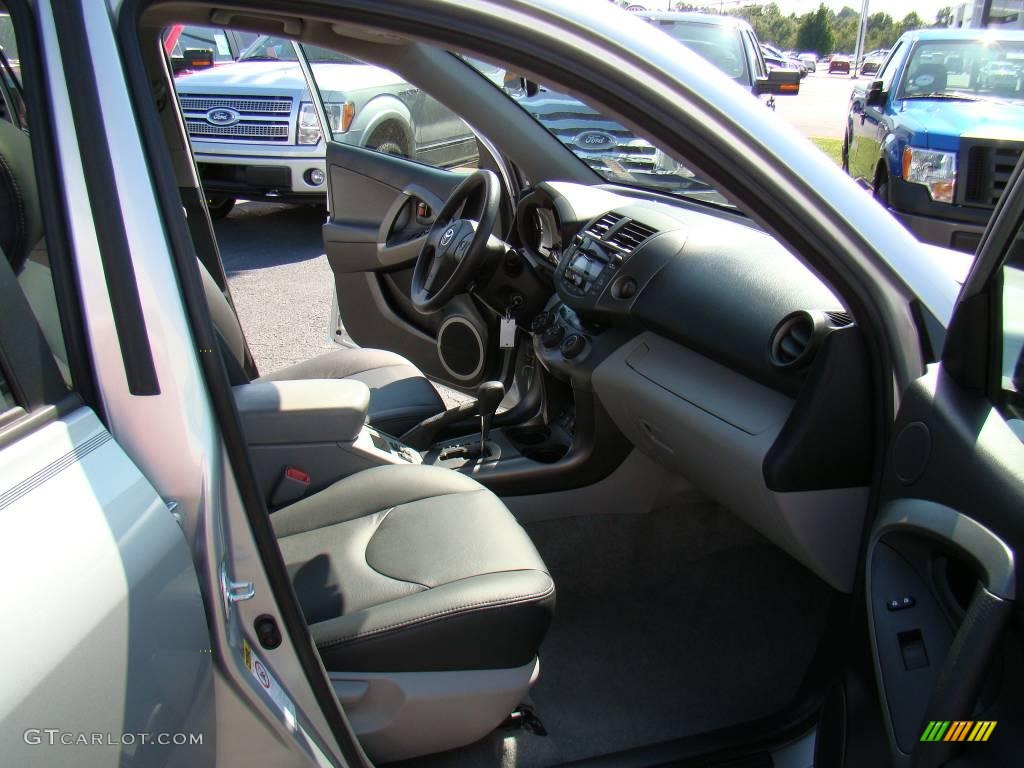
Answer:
[{"xmin": 512, "ymin": 181, "xmax": 875, "ymax": 593}]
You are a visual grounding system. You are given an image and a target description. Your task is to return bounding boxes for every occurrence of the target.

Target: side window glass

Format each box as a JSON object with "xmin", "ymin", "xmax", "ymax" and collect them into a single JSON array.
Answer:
[
  {"xmin": 0, "ymin": 367, "xmax": 13, "ymax": 412},
  {"xmin": 0, "ymin": 10, "xmax": 72, "ymax": 395},
  {"xmin": 877, "ymin": 43, "xmax": 903, "ymax": 92},
  {"xmin": 1000, "ymin": 235, "xmax": 1024, "ymax": 427},
  {"xmin": 295, "ymin": 42, "xmax": 479, "ymax": 171}
]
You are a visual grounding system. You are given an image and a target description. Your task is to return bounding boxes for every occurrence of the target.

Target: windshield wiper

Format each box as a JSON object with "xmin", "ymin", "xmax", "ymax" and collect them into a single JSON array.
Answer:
[
  {"xmin": 238, "ymin": 55, "xmax": 285, "ymax": 63},
  {"xmin": 902, "ymin": 92, "xmax": 980, "ymax": 101}
]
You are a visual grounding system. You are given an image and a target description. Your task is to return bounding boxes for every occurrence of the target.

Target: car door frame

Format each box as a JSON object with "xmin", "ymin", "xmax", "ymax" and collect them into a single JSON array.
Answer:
[
  {"xmin": 856, "ymin": 158, "xmax": 1024, "ymax": 768},
  {"xmin": 293, "ymin": 40, "xmax": 520, "ymax": 391}
]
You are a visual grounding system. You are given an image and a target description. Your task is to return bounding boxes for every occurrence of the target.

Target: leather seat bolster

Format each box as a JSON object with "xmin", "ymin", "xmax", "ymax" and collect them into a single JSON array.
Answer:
[
  {"xmin": 310, "ymin": 570, "xmax": 555, "ymax": 673},
  {"xmin": 271, "ymin": 464, "xmax": 485, "ymax": 536}
]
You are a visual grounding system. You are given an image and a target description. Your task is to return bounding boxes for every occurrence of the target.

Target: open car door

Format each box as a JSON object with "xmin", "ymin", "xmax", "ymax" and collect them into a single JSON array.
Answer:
[
  {"xmin": 295, "ymin": 43, "xmax": 511, "ymax": 391},
  {"xmin": 859, "ymin": 161, "xmax": 1024, "ymax": 767}
]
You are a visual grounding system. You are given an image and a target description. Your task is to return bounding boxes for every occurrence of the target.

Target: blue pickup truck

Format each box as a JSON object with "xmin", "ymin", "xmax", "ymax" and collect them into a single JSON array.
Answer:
[{"xmin": 844, "ymin": 29, "xmax": 1024, "ymax": 254}]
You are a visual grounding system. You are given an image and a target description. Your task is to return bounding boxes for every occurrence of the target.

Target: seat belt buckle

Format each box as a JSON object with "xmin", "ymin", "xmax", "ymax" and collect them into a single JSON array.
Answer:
[{"xmin": 271, "ymin": 466, "xmax": 311, "ymax": 507}]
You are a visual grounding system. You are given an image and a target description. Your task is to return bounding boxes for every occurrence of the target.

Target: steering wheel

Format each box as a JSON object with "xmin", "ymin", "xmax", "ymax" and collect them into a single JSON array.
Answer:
[{"xmin": 411, "ymin": 169, "xmax": 501, "ymax": 313}]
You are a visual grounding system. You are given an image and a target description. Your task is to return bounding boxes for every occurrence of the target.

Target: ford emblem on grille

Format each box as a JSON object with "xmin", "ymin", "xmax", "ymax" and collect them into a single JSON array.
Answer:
[
  {"xmin": 206, "ymin": 108, "xmax": 241, "ymax": 126},
  {"xmin": 575, "ymin": 130, "xmax": 616, "ymax": 149}
]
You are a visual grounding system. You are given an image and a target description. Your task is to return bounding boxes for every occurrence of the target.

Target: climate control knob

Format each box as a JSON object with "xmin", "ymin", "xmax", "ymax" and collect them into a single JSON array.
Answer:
[
  {"xmin": 541, "ymin": 324, "xmax": 565, "ymax": 349},
  {"xmin": 561, "ymin": 334, "xmax": 586, "ymax": 360}
]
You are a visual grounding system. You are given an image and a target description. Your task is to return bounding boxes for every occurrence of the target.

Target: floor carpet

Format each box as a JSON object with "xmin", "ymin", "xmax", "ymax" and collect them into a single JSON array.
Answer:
[{"xmin": 393, "ymin": 502, "xmax": 833, "ymax": 768}]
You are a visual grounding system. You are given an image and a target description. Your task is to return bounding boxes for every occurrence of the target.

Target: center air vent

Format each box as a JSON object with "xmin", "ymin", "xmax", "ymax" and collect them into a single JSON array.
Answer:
[
  {"xmin": 586, "ymin": 213, "xmax": 623, "ymax": 239},
  {"xmin": 608, "ymin": 220, "xmax": 659, "ymax": 253},
  {"xmin": 769, "ymin": 310, "xmax": 828, "ymax": 369}
]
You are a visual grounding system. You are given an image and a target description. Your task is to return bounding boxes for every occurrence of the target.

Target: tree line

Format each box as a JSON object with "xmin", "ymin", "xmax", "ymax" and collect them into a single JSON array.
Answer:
[{"xmin": 671, "ymin": 3, "xmax": 954, "ymax": 56}]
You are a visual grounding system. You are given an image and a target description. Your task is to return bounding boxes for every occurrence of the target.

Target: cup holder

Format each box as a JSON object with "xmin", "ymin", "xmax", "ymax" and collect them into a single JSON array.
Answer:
[
  {"xmin": 506, "ymin": 426, "xmax": 551, "ymax": 446},
  {"xmin": 522, "ymin": 445, "xmax": 569, "ymax": 464}
]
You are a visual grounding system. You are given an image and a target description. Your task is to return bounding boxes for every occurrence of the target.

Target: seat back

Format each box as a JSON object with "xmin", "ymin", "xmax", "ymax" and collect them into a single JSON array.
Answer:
[
  {"xmin": 197, "ymin": 260, "xmax": 252, "ymax": 383},
  {"xmin": 907, "ymin": 62, "xmax": 948, "ymax": 94}
]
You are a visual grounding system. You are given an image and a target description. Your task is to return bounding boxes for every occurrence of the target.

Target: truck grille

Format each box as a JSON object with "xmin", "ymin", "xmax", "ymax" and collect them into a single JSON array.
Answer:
[
  {"xmin": 185, "ymin": 121, "xmax": 290, "ymax": 140},
  {"xmin": 178, "ymin": 93, "xmax": 294, "ymax": 143},
  {"xmin": 178, "ymin": 95, "xmax": 292, "ymax": 114},
  {"xmin": 960, "ymin": 139, "xmax": 1023, "ymax": 208}
]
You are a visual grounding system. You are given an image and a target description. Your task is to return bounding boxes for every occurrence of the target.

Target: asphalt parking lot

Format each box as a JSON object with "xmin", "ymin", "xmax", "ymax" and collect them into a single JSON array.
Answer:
[
  {"xmin": 219, "ymin": 71, "xmax": 868, "ymax": 379},
  {"xmin": 774, "ymin": 70, "xmax": 864, "ymax": 140}
]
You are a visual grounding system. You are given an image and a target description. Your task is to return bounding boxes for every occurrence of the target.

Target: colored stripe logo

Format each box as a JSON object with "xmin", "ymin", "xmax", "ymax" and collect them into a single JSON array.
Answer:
[{"xmin": 920, "ymin": 721, "xmax": 997, "ymax": 742}]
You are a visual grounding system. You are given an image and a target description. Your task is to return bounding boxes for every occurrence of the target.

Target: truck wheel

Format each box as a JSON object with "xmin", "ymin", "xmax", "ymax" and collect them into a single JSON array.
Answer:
[
  {"xmin": 874, "ymin": 171, "xmax": 890, "ymax": 209},
  {"xmin": 367, "ymin": 126, "xmax": 408, "ymax": 158},
  {"xmin": 841, "ymin": 133, "xmax": 850, "ymax": 173},
  {"xmin": 207, "ymin": 196, "xmax": 236, "ymax": 220}
]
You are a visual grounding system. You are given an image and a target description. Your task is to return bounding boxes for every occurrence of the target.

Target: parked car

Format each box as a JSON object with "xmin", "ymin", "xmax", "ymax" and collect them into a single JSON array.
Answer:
[
  {"xmin": 163, "ymin": 24, "xmax": 254, "ymax": 75},
  {"xmin": 762, "ymin": 42, "xmax": 807, "ymax": 77},
  {"xmin": 980, "ymin": 59, "xmax": 1022, "ymax": 92},
  {"xmin": 829, "ymin": 54, "xmax": 852, "ymax": 74},
  {"xmin": 637, "ymin": 13, "xmax": 799, "ymax": 95},
  {"xmin": 519, "ymin": 11, "xmax": 797, "ymax": 193},
  {"xmin": 173, "ymin": 34, "xmax": 478, "ymax": 216},
  {"xmin": 799, "ymin": 53, "xmax": 817, "ymax": 72},
  {"xmin": 860, "ymin": 52, "xmax": 886, "ymax": 76},
  {"xmin": 845, "ymin": 28, "xmax": 1024, "ymax": 253},
  {"xmin": 4, "ymin": 2, "xmax": 1024, "ymax": 768}
]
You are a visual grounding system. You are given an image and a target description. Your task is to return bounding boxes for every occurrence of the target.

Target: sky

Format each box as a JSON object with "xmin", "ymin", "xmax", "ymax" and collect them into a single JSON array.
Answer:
[{"xmin": 609, "ymin": 0, "xmax": 952, "ymax": 25}]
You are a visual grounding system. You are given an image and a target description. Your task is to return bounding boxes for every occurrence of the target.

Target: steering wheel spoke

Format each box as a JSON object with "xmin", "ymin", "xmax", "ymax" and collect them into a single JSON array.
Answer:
[
  {"xmin": 423, "ymin": 253, "xmax": 446, "ymax": 294},
  {"xmin": 410, "ymin": 170, "xmax": 501, "ymax": 314}
]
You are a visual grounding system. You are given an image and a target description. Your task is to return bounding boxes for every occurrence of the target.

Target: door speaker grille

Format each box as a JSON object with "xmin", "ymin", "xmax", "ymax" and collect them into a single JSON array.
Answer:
[{"xmin": 438, "ymin": 317, "xmax": 484, "ymax": 381}]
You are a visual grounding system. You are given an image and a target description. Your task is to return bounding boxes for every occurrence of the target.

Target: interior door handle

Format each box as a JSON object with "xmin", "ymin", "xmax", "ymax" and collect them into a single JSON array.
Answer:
[{"xmin": 873, "ymin": 500, "xmax": 1016, "ymax": 768}]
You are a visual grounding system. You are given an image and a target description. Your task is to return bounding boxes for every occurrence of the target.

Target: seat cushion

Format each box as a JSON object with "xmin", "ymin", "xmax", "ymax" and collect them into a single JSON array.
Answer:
[
  {"xmin": 273, "ymin": 465, "xmax": 555, "ymax": 673},
  {"xmin": 259, "ymin": 347, "xmax": 445, "ymax": 436}
]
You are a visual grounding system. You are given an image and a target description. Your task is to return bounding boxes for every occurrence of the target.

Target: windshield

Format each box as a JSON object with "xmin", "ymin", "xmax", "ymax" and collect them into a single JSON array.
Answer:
[
  {"xmin": 239, "ymin": 35, "xmax": 360, "ymax": 64},
  {"xmin": 461, "ymin": 57, "xmax": 732, "ymax": 208},
  {"xmin": 644, "ymin": 20, "xmax": 748, "ymax": 83},
  {"xmin": 899, "ymin": 38, "xmax": 1024, "ymax": 103}
]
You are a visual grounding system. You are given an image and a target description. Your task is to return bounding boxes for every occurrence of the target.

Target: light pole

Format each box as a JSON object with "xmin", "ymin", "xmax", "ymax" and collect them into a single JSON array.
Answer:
[{"xmin": 853, "ymin": 0, "xmax": 869, "ymax": 78}]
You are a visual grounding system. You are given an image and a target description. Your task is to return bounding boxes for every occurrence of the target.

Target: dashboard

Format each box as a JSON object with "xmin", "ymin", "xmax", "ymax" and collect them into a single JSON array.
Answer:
[{"xmin": 511, "ymin": 181, "xmax": 876, "ymax": 593}]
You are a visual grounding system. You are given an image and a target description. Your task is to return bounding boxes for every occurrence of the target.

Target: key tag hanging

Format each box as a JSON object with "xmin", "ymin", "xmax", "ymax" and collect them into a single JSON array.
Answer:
[{"xmin": 499, "ymin": 310, "xmax": 516, "ymax": 349}]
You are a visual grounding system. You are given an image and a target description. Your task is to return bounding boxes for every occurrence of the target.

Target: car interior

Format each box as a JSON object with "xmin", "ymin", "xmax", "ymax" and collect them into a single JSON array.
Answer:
[
  {"xmin": 128, "ymin": 10, "xmax": 870, "ymax": 763},
  {"xmin": 5, "ymin": 2, "xmax": 1023, "ymax": 768}
]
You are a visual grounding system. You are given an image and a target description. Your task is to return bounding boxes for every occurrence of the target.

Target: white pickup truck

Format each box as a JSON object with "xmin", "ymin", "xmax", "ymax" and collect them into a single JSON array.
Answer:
[{"xmin": 173, "ymin": 34, "xmax": 478, "ymax": 217}]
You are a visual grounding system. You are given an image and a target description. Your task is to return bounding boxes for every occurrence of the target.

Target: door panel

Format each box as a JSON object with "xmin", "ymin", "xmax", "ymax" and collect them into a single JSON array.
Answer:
[
  {"xmin": 865, "ymin": 161, "xmax": 1024, "ymax": 767},
  {"xmin": 323, "ymin": 140, "xmax": 500, "ymax": 388},
  {"xmin": 0, "ymin": 407, "xmax": 215, "ymax": 766}
]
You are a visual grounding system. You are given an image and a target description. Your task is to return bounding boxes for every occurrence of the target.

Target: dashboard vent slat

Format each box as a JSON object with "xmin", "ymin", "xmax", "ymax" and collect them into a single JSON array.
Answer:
[
  {"xmin": 825, "ymin": 310, "xmax": 853, "ymax": 327},
  {"xmin": 608, "ymin": 220, "xmax": 659, "ymax": 253},
  {"xmin": 586, "ymin": 213, "xmax": 624, "ymax": 239}
]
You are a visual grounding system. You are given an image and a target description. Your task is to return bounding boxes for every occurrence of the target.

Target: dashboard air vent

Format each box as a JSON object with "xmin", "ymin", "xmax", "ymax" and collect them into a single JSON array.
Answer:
[
  {"xmin": 826, "ymin": 310, "xmax": 853, "ymax": 327},
  {"xmin": 769, "ymin": 311, "xmax": 823, "ymax": 369},
  {"xmin": 608, "ymin": 220, "xmax": 659, "ymax": 253},
  {"xmin": 586, "ymin": 213, "xmax": 624, "ymax": 239}
]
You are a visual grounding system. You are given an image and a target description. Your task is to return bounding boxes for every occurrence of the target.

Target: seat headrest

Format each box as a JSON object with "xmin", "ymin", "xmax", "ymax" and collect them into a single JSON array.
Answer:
[{"xmin": 0, "ymin": 119, "xmax": 43, "ymax": 272}]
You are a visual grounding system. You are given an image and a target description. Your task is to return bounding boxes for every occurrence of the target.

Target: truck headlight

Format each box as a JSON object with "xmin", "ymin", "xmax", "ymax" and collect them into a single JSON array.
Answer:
[
  {"xmin": 902, "ymin": 147, "xmax": 956, "ymax": 204},
  {"xmin": 297, "ymin": 102, "xmax": 321, "ymax": 145},
  {"xmin": 298, "ymin": 101, "xmax": 356, "ymax": 144}
]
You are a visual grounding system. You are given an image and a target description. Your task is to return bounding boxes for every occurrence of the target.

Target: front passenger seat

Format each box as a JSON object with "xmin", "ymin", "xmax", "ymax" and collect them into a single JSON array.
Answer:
[
  {"xmin": 198, "ymin": 264, "xmax": 445, "ymax": 437},
  {"xmin": 274, "ymin": 464, "xmax": 555, "ymax": 761}
]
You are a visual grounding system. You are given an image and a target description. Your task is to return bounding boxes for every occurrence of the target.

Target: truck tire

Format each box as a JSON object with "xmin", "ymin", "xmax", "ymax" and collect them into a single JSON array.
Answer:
[
  {"xmin": 873, "ymin": 168, "xmax": 890, "ymax": 209},
  {"xmin": 207, "ymin": 196, "xmax": 236, "ymax": 220},
  {"xmin": 367, "ymin": 125, "xmax": 408, "ymax": 158},
  {"xmin": 841, "ymin": 132, "xmax": 850, "ymax": 173}
]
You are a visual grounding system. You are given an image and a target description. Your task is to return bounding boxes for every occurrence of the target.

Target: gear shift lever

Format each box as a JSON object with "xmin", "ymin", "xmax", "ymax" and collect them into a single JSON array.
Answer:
[{"xmin": 476, "ymin": 381, "xmax": 505, "ymax": 450}]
